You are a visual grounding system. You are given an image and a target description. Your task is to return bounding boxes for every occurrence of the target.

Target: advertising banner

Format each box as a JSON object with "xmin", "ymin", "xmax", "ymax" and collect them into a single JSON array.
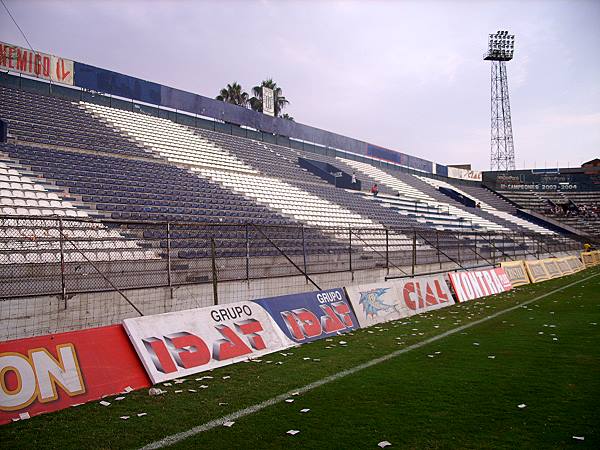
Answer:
[
  {"xmin": 252, "ymin": 288, "xmax": 358, "ymax": 344},
  {"xmin": 500, "ymin": 261, "xmax": 530, "ymax": 287},
  {"xmin": 123, "ymin": 302, "xmax": 293, "ymax": 384},
  {"xmin": 448, "ymin": 268, "xmax": 512, "ymax": 302},
  {"xmin": 556, "ymin": 258, "xmax": 573, "ymax": 276},
  {"xmin": 0, "ymin": 41, "xmax": 74, "ymax": 86},
  {"xmin": 0, "ymin": 325, "xmax": 149, "ymax": 425},
  {"xmin": 262, "ymin": 87, "xmax": 275, "ymax": 117},
  {"xmin": 542, "ymin": 258, "xmax": 563, "ymax": 278},
  {"xmin": 524, "ymin": 260, "xmax": 551, "ymax": 283},
  {"xmin": 581, "ymin": 251, "xmax": 599, "ymax": 267},
  {"xmin": 447, "ymin": 167, "xmax": 483, "ymax": 182},
  {"xmin": 566, "ymin": 255, "xmax": 584, "ymax": 272},
  {"xmin": 345, "ymin": 275, "xmax": 454, "ymax": 328}
]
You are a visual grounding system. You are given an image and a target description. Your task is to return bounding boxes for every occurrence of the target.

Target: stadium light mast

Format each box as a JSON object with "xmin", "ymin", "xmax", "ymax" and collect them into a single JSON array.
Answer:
[{"xmin": 484, "ymin": 30, "xmax": 516, "ymax": 171}]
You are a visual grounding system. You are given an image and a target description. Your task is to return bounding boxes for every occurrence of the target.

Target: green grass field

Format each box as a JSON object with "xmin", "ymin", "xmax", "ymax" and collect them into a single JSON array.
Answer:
[{"xmin": 2, "ymin": 267, "xmax": 599, "ymax": 449}]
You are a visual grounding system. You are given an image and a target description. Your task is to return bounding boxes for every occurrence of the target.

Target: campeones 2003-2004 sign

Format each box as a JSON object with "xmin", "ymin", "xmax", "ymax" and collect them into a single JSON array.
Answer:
[
  {"xmin": 0, "ymin": 325, "xmax": 150, "ymax": 425},
  {"xmin": 252, "ymin": 288, "xmax": 359, "ymax": 344},
  {"xmin": 344, "ymin": 275, "xmax": 455, "ymax": 328},
  {"xmin": 123, "ymin": 301, "xmax": 294, "ymax": 384}
]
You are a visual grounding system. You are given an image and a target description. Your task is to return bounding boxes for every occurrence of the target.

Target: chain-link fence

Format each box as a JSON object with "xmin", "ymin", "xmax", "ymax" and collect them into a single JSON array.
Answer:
[{"xmin": 0, "ymin": 215, "xmax": 582, "ymax": 301}]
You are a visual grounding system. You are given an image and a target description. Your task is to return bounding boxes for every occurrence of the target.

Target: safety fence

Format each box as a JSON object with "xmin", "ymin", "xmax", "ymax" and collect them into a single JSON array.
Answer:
[{"xmin": 0, "ymin": 215, "xmax": 582, "ymax": 301}]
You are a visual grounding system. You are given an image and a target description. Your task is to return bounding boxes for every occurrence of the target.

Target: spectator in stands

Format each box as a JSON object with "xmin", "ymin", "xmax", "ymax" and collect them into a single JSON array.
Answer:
[
  {"xmin": 476, "ymin": 202, "xmax": 481, "ymax": 208},
  {"xmin": 583, "ymin": 243, "xmax": 592, "ymax": 252},
  {"xmin": 371, "ymin": 184, "xmax": 379, "ymax": 196},
  {"xmin": 352, "ymin": 172, "xmax": 357, "ymax": 184}
]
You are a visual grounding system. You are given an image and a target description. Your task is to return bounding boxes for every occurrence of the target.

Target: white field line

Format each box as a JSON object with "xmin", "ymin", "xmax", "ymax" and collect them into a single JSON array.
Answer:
[{"xmin": 140, "ymin": 270, "xmax": 599, "ymax": 449}]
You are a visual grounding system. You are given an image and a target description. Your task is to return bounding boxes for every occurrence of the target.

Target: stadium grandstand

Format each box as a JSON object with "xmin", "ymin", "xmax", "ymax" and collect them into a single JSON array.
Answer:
[
  {"xmin": 0, "ymin": 55, "xmax": 596, "ymax": 339},
  {"xmin": 1, "ymin": 0, "xmax": 599, "ymax": 443}
]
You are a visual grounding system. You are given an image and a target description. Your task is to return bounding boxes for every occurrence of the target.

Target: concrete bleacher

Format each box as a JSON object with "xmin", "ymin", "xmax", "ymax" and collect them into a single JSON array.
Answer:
[
  {"xmin": 497, "ymin": 189, "xmax": 600, "ymax": 236},
  {"xmin": 0, "ymin": 83, "xmax": 578, "ymax": 279}
]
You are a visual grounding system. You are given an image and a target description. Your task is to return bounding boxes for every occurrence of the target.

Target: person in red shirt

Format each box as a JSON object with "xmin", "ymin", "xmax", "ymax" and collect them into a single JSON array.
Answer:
[{"xmin": 371, "ymin": 184, "xmax": 379, "ymax": 196}]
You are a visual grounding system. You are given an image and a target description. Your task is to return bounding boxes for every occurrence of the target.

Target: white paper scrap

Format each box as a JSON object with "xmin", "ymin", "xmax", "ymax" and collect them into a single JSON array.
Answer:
[
  {"xmin": 137, "ymin": 412, "xmax": 147, "ymax": 417},
  {"xmin": 100, "ymin": 401, "xmax": 111, "ymax": 407},
  {"xmin": 188, "ymin": 389, "xmax": 197, "ymax": 393},
  {"xmin": 291, "ymin": 392, "xmax": 300, "ymax": 396},
  {"xmin": 285, "ymin": 399, "xmax": 294, "ymax": 403},
  {"xmin": 286, "ymin": 430, "xmax": 300, "ymax": 436},
  {"xmin": 123, "ymin": 386, "xmax": 133, "ymax": 393},
  {"xmin": 200, "ymin": 385, "xmax": 208, "ymax": 389},
  {"xmin": 222, "ymin": 376, "xmax": 231, "ymax": 380},
  {"xmin": 572, "ymin": 436, "xmax": 585, "ymax": 441},
  {"xmin": 120, "ymin": 416, "xmax": 130, "ymax": 420},
  {"xmin": 223, "ymin": 421, "xmax": 235, "ymax": 428},
  {"xmin": 174, "ymin": 390, "xmax": 183, "ymax": 394},
  {"xmin": 300, "ymin": 408, "xmax": 310, "ymax": 413},
  {"xmin": 303, "ymin": 357, "xmax": 311, "ymax": 361},
  {"xmin": 518, "ymin": 404, "xmax": 527, "ymax": 409},
  {"xmin": 378, "ymin": 441, "xmax": 392, "ymax": 448},
  {"xmin": 115, "ymin": 396, "xmax": 125, "ymax": 401},
  {"xmin": 18, "ymin": 412, "xmax": 30, "ymax": 420}
]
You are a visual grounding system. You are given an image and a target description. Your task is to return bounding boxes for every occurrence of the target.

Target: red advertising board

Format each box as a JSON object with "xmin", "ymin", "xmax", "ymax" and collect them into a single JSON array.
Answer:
[
  {"xmin": 0, "ymin": 325, "xmax": 150, "ymax": 425},
  {"xmin": 448, "ymin": 268, "xmax": 512, "ymax": 302}
]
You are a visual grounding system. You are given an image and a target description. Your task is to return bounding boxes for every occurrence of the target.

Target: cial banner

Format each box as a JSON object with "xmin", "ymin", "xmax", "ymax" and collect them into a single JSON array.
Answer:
[
  {"xmin": 448, "ymin": 268, "xmax": 512, "ymax": 302},
  {"xmin": 0, "ymin": 325, "xmax": 149, "ymax": 425},
  {"xmin": 0, "ymin": 42, "xmax": 74, "ymax": 86},
  {"xmin": 252, "ymin": 288, "xmax": 358, "ymax": 344},
  {"xmin": 345, "ymin": 275, "xmax": 454, "ymax": 328},
  {"xmin": 123, "ymin": 301, "xmax": 294, "ymax": 384},
  {"xmin": 524, "ymin": 260, "xmax": 551, "ymax": 283},
  {"xmin": 262, "ymin": 86, "xmax": 275, "ymax": 116}
]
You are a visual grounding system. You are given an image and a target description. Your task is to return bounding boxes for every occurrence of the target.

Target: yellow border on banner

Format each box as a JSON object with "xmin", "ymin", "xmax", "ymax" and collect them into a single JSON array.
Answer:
[
  {"xmin": 524, "ymin": 260, "xmax": 551, "ymax": 283},
  {"xmin": 556, "ymin": 257, "xmax": 574, "ymax": 275},
  {"xmin": 581, "ymin": 252, "xmax": 597, "ymax": 267},
  {"xmin": 542, "ymin": 258, "xmax": 563, "ymax": 279},
  {"xmin": 500, "ymin": 260, "xmax": 530, "ymax": 287}
]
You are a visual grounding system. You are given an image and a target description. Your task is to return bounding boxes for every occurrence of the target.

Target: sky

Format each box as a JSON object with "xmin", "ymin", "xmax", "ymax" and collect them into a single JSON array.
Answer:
[{"xmin": 1, "ymin": 0, "xmax": 599, "ymax": 170}]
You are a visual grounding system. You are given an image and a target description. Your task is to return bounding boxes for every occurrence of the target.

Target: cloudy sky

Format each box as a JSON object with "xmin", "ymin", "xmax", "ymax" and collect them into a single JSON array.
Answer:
[{"xmin": 1, "ymin": 0, "xmax": 599, "ymax": 170}]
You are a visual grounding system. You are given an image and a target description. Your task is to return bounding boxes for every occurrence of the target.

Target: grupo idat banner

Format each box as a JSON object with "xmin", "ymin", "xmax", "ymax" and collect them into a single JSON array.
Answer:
[
  {"xmin": 448, "ymin": 268, "xmax": 512, "ymax": 302},
  {"xmin": 345, "ymin": 275, "xmax": 454, "ymax": 328},
  {"xmin": 252, "ymin": 288, "xmax": 358, "ymax": 344},
  {"xmin": 0, "ymin": 325, "xmax": 150, "ymax": 425},
  {"xmin": 0, "ymin": 41, "xmax": 74, "ymax": 85},
  {"xmin": 123, "ymin": 302, "xmax": 294, "ymax": 384}
]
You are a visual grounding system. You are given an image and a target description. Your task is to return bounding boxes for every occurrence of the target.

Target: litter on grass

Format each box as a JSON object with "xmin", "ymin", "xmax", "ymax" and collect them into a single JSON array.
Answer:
[
  {"xmin": 99, "ymin": 401, "xmax": 111, "ymax": 407},
  {"xmin": 378, "ymin": 441, "xmax": 392, "ymax": 448},
  {"xmin": 300, "ymin": 409, "xmax": 310, "ymax": 413},
  {"xmin": 223, "ymin": 421, "xmax": 235, "ymax": 428},
  {"xmin": 518, "ymin": 404, "xmax": 527, "ymax": 409},
  {"xmin": 286, "ymin": 430, "xmax": 300, "ymax": 436}
]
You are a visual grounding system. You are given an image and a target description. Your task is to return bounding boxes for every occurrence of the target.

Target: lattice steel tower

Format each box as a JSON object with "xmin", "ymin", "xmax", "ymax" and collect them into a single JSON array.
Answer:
[{"xmin": 484, "ymin": 30, "xmax": 516, "ymax": 171}]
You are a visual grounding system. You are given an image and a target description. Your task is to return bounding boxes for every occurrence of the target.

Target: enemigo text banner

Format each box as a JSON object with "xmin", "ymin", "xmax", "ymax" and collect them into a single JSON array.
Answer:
[{"xmin": 123, "ymin": 301, "xmax": 294, "ymax": 384}]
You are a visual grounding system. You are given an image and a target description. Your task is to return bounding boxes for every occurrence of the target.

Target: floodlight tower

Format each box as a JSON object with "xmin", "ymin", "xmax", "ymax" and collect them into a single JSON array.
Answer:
[{"xmin": 484, "ymin": 30, "xmax": 516, "ymax": 171}]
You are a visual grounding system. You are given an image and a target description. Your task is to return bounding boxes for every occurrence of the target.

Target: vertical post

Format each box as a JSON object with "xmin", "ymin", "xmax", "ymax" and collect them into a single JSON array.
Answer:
[
  {"xmin": 412, "ymin": 229, "xmax": 417, "ymax": 276},
  {"xmin": 58, "ymin": 218, "xmax": 67, "ymax": 308},
  {"xmin": 245, "ymin": 223, "xmax": 250, "ymax": 282},
  {"xmin": 491, "ymin": 232, "xmax": 496, "ymax": 265},
  {"xmin": 457, "ymin": 231, "xmax": 461, "ymax": 264},
  {"xmin": 166, "ymin": 222, "xmax": 172, "ymax": 289},
  {"xmin": 436, "ymin": 230, "xmax": 441, "ymax": 269},
  {"xmin": 385, "ymin": 228, "xmax": 389, "ymax": 275},
  {"xmin": 474, "ymin": 231, "xmax": 478, "ymax": 264},
  {"xmin": 210, "ymin": 237, "xmax": 218, "ymax": 305},
  {"xmin": 348, "ymin": 227, "xmax": 353, "ymax": 273},
  {"xmin": 301, "ymin": 225, "xmax": 308, "ymax": 276}
]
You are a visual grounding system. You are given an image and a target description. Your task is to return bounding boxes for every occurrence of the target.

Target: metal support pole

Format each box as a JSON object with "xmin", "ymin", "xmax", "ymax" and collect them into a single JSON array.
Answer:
[
  {"xmin": 457, "ymin": 231, "xmax": 461, "ymax": 264},
  {"xmin": 491, "ymin": 232, "xmax": 496, "ymax": 265},
  {"xmin": 211, "ymin": 237, "xmax": 218, "ymax": 305},
  {"xmin": 436, "ymin": 230, "xmax": 441, "ymax": 269},
  {"xmin": 58, "ymin": 218, "xmax": 67, "ymax": 308},
  {"xmin": 412, "ymin": 229, "xmax": 417, "ymax": 276},
  {"xmin": 474, "ymin": 232, "xmax": 478, "ymax": 264},
  {"xmin": 301, "ymin": 225, "xmax": 308, "ymax": 277},
  {"xmin": 348, "ymin": 228, "xmax": 353, "ymax": 273},
  {"xmin": 245, "ymin": 224, "xmax": 250, "ymax": 282},
  {"xmin": 385, "ymin": 228, "xmax": 389, "ymax": 275},
  {"xmin": 166, "ymin": 222, "xmax": 172, "ymax": 289}
]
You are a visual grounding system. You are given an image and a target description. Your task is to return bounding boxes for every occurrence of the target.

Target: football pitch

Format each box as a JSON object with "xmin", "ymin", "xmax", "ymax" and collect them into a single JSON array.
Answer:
[{"xmin": 2, "ymin": 268, "xmax": 599, "ymax": 449}]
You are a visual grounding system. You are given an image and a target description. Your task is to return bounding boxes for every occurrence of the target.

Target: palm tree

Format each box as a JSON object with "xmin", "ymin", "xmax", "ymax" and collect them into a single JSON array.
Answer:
[
  {"xmin": 216, "ymin": 82, "xmax": 249, "ymax": 107},
  {"xmin": 249, "ymin": 78, "xmax": 290, "ymax": 116}
]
